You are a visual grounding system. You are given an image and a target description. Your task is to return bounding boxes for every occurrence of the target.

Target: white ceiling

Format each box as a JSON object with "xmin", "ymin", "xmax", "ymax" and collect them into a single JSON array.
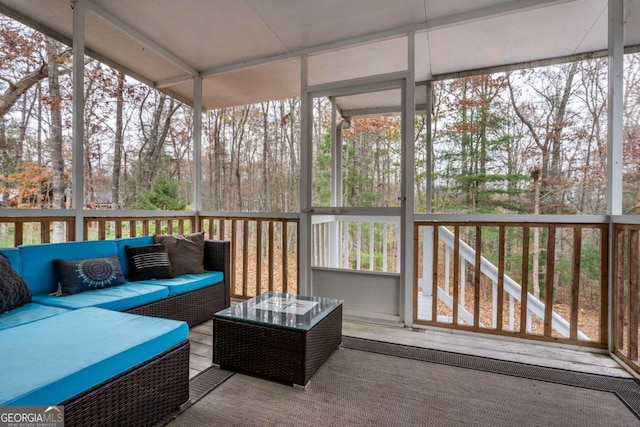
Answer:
[{"xmin": 0, "ymin": 0, "xmax": 637, "ymax": 111}]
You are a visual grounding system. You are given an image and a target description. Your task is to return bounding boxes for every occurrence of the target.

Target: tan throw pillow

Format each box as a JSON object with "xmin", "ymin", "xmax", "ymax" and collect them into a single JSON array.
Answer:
[{"xmin": 154, "ymin": 232, "xmax": 205, "ymax": 276}]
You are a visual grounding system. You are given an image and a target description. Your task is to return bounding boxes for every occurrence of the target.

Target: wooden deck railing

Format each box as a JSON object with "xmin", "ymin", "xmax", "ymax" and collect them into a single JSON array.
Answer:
[
  {"xmin": 613, "ymin": 223, "xmax": 640, "ymax": 375},
  {"xmin": 0, "ymin": 211, "xmax": 299, "ymax": 301},
  {"xmin": 199, "ymin": 215, "xmax": 299, "ymax": 299},
  {"xmin": 0, "ymin": 211, "xmax": 628, "ymax": 355},
  {"xmin": 414, "ymin": 221, "xmax": 609, "ymax": 348},
  {"xmin": 0, "ymin": 215, "xmax": 75, "ymax": 246}
]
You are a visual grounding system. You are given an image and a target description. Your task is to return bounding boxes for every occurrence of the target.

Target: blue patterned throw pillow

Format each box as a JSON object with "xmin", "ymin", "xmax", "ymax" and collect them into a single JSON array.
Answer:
[
  {"xmin": 0, "ymin": 253, "xmax": 31, "ymax": 313},
  {"xmin": 53, "ymin": 256, "xmax": 125, "ymax": 295}
]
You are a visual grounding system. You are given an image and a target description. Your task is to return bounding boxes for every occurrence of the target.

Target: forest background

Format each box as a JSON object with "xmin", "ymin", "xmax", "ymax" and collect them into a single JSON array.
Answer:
[
  {"xmin": 1, "ymin": 15, "xmax": 639, "ymax": 218},
  {"xmin": 2, "ymin": 14, "xmax": 640, "ymax": 338}
]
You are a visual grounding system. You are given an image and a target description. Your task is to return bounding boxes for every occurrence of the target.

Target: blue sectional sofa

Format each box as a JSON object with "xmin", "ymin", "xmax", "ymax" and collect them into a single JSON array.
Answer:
[
  {"xmin": 0, "ymin": 235, "xmax": 231, "ymax": 329},
  {"xmin": 0, "ymin": 235, "xmax": 231, "ymax": 426}
]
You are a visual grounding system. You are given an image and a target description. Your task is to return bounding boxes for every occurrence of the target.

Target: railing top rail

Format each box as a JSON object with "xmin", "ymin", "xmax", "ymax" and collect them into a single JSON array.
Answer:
[
  {"xmin": 0, "ymin": 209, "xmax": 76, "ymax": 218},
  {"xmin": 199, "ymin": 211, "xmax": 300, "ymax": 220},
  {"xmin": 312, "ymin": 215, "xmax": 400, "ymax": 225},
  {"xmin": 415, "ymin": 213, "xmax": 609, "ymax": 225}
]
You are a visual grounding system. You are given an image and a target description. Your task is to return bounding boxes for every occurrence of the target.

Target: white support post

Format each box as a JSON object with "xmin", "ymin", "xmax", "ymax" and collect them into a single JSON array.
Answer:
[
  {"xmin": 299, "ymin": 54, "xmax": 313, "ymax": 296},
  {"xmin": 72, "ymin": 0, "xmax": 85, "ymax": 240},
  {"xmin": 401, "ymin": 32, "xmax": 416, "ymax": 325},
  {"xmin": 192, "ymin": 76, "xmax": 203, "ymax": 220},
  {"xmin": 425, "ymin": 81, "xmax": 433, "ymax": 214},
  {"xmin": 423, "ymin": 226, "xmax": 433, "ymax": 297},
  {"xmin": 607, "ymin": 0, "xmax": 624, "ymax": 217},
  {"xmin": 607, "ymin": 0, "xmax": 624, "ymax": 354},
  {"xmin": 328, "ymin": 97, "xmax": 341, "ymax": 268}
]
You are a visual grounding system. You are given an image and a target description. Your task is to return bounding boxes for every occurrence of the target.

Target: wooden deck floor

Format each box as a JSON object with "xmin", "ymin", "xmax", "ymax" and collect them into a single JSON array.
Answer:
[{"xmin": 188, "ymin": 316, "xmax": 633, "ymax": 380}]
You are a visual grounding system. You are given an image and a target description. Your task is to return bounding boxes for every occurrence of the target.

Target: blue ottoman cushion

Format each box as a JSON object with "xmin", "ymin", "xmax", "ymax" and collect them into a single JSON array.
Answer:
[
  {"xmin": 0, "ymin": 307, "xmax": 188, "ymax": 405},
  {"xmin": 0, "ymin": 303, "xmax": 69, "ymax": 330}
]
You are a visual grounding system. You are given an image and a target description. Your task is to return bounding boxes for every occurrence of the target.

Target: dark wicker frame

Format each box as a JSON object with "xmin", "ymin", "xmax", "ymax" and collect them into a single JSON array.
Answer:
[
  {"xmin": 62, "ymin": 340, "xmax": 190, "ymax": 427},
  {"xmin": 126, "ymin": 239, "xmax": 231, "ymax": 327},
  {"xmin": 214, "ymin": 304, "xmax": 342, "ymax": 386}
]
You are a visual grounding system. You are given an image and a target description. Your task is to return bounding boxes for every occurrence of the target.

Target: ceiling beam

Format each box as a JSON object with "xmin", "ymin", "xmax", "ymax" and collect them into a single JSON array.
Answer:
[
  {"xmin": 84, "ymin": 0, "xmax": 198, "ymax": 76},
  {"xmin": 186, "ymin": 0, "xmax": 571, "ymax": 82}
]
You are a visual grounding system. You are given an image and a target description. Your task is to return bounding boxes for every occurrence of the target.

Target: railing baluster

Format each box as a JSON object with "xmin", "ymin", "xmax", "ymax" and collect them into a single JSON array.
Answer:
[
  {"xmin": 242, "ymin": 220, "xmax": 249, "ymax": 296},
  {"xmin": 570, "ymin": 228, "xmax": 582, "ymax": 341},
  {"xmin": 431, "ymin": 226, "xmax": 439, "ymax": 323},
  {"xmin": 497, "ymin": 226, "xmax": 505, "ymax": 331},
  {"xmin": 282, "ymin": 220, "xmax": 289, "ymax": 294},
  {"xmin": 268, "ymin": 221, "xmax": 274, "ymax": 291},
  {"xmin": 473, "ymin": 226, "xmax": 481, "ymax": 328},
  {"xmin": 98, "ymin": 220, "xmax": 106, "ymax": 241},
  {"xmin": 231, "ymin": 220, "xmax": 237, "ymax": 296},
  {"xmin": 521, "ymin": 227, "xmax": 530, "ymax": 334},
  {"xmin": 599, "ymin": 226, "xmax": 609, "ymax": 344},
  {"xmin": 256, "ymin": 220, "xmax": 262, "ymax": 296},
  {"xmin": 453, "ymin": 226, "xmax": 460, "ymax": 326},
  {"xmin": 369, "ymin": 220, "xmax": 374, "ymax": 271},
  {"xmin": 629, "ymin": 229, "xmax": 639, "ymax": 361},
  {"xmin": 544, "ymin": 227, "xmax": 556, "ymax": 337},
  {"xmin": 383, "ymin": 223, "xmax": 388, "ymax": 272}
]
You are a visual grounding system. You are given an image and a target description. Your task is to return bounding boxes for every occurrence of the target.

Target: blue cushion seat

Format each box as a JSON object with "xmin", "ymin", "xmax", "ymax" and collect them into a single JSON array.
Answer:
[
  {"xmin": 0, "ymin": 307, "xmax": 188, "ymax": 405},
  {"xmin": 137, "ymin": 271, "xmax": 224, "ymax": 296},
  {"xmin": 31, "ymin": 282, "xmax": 169, "ymax": 312},
  {"xmin": 0, "ymin": 303, "xmax": 70, "ymax": 330}
]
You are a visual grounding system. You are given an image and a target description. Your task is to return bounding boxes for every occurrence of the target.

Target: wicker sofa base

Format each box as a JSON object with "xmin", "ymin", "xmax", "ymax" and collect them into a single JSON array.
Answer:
[
  {"xmin": 214, "ymin": 304, "xmax": 342, "ymax": 386},
  {"xmin": 62, "ymin": 340, "xmax": 190, "ymax": 427},
  {"xmin": 127, "ymin": 281, "xmax": 227, "ymax": 327}
]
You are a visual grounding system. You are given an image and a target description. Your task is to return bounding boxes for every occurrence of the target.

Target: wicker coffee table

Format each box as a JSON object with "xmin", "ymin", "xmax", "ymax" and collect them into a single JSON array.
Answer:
[{"xmin": 213, "ymin": 291, "xmax": 343, "ymax": 386}]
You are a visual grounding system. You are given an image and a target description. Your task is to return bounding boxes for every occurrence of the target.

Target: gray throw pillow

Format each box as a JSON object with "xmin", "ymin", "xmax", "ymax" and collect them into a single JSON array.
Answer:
[
  {"xmin": 154, "ymin": 232, "xmax": 205, "ymax": 276},
  {"xmin": 0, "ymin": 253, "xmax": 31, "ymax": 313}
]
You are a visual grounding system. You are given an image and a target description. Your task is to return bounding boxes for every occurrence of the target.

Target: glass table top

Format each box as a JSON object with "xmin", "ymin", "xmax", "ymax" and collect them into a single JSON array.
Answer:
[{"xmin": 215, "ymin": 291, "xmax": 343, "ymax": 331}]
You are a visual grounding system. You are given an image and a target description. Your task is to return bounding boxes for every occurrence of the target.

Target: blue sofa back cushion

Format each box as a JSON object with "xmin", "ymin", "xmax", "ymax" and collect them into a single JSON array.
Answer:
[
  {"xmin": 0, "ymin": 248, "xmax": 21, "ymax": 275},
  {"xmin": 53, "ymin": 256, "xmax": 125, "ymax": 295},
  {"xmin": 19, "ymin": 240, "xmax": 119, "ymax": 296},
  {"xmin": 0, "ymin": 307, "xmax": 188, "ymax": 405},
  {"xmin": 0, "ymin": 253, "xmax": 31, "ymax": 314}
]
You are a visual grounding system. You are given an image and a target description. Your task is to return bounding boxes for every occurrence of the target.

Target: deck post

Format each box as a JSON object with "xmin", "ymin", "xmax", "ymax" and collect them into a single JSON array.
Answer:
[
  {"xmin": 328, "ymin": 97, "xmax": 341, "ymax": 268},
  {"xmin": 192, "ymin": 75, "xmax": 203, "ymax": 219},
  {"xmin": 607, "ymin": 0, "xmax": 624, "ymax": 354},
  {"xmin": 401, "ymin": 32, "xmax": 416, "ymax": 325},
  {"xmin": 71, "ymin": 0, "xmax": 85, "ymax": 241},
  {"xmin": 299, "ymin": 54, "xmax": 312, "ymax": 296}
]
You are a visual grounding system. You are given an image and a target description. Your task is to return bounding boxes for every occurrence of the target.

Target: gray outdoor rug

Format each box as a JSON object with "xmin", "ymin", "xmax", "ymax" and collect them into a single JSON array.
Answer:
[{"xmin": 168, "ymin": 338, "xmax": 640, "ymax": 427}]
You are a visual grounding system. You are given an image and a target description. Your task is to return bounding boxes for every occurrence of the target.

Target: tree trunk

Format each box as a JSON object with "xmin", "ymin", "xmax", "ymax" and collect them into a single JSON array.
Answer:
[
  {"xmin": 46, "ymin": 39, "xmax": 65, "ymax": 241},
  {"xmin": 112, "ymin": 72, "xmax": 125, "ymax": 209},
  {"xmin": 261, "ymin": 102, "xmax": 270, "ymax": 210}
]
